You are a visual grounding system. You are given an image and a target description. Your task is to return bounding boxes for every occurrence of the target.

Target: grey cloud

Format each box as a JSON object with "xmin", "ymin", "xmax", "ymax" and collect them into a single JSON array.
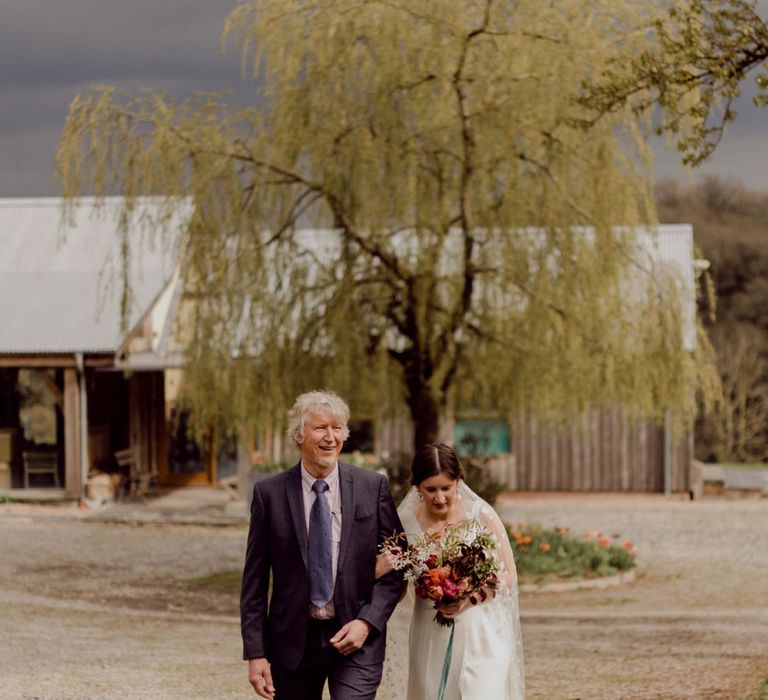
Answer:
[
  {"xmin": 0, "ymin": 1, "xmax": 253, "ymax": 195},
  {"xmin": 0, "ymin": 0, "xmax": 243, "ymax": 90}
]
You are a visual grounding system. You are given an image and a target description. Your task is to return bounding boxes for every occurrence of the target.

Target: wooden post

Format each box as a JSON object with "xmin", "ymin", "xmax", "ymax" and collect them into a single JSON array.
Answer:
[
  {"xmin": 663, "ymin": 410, "xmax": 673, "ymax": 497},
  {"xmin": 63, "ymin": 367, "xmax": 80, "ymax": 498},
  {"xmin": 237, "ymin": 426, "xmax": 251, "ymax": 501},
  {"xmin": 76, "ymin": 354, "xmax": 90, "ymax": 500}
]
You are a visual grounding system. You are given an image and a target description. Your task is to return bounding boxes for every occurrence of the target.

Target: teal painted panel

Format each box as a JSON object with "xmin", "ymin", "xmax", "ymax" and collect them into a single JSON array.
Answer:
[{"xmin": 454, "ymin": 419, "xmax": 510, "ymax": 455}]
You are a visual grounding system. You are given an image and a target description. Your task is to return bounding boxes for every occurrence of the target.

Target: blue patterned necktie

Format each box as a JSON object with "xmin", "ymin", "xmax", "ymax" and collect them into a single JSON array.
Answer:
[{"xmin": 308, "ymin": 479, "xmax": 333, "ymax": 608}]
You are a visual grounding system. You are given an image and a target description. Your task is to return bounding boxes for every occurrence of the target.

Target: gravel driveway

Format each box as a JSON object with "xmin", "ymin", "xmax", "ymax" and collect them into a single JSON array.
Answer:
[{"xmin": 1, "ymin": 493, "xmax": 767, "ymax": 699}]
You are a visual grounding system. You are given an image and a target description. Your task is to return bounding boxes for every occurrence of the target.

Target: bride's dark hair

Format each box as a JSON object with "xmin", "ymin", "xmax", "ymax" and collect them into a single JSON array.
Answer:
[{"xmin": 410, "ymin": 443, "xmax": 464, "ymax": 486}]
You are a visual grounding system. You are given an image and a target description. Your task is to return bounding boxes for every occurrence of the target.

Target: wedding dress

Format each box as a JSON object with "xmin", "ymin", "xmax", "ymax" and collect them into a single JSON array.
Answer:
[{"xmin": 383, "ymin": 482, "xmax": 525, "ymax": 700}]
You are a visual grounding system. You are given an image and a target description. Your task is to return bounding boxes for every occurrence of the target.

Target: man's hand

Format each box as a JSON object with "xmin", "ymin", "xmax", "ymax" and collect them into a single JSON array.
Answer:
[
  {"xmin": 248, "ymin": 657, "xmax": 275, "ymax": 698},
  {"xmin": 330, "ymin": 619, "xmax": 372, "ymax": 656}
]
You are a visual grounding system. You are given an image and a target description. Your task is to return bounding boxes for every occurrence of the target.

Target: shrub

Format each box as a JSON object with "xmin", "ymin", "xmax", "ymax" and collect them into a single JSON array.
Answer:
[
  {"xmin": 380, "ymin": 447, "xmax": 506, "ymax": 507},
  {"xmin": 343, "ymin": 451, "xmax": 384, "ymax": 472},
  {"xmin": 508, "ymin": 523, "xmax": 637, "ymax": 582}
]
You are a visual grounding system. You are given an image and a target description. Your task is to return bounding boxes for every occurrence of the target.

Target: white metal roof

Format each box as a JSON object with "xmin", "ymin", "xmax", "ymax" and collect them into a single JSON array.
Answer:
[
  {"xmin": 0, "ymin": 204, "xmax": 695, "ymax": 359},
  {"xmin": 0, "ymin": 197, "xmax": 186, "ymax": 354},
  {"xmin": 633, "ymin": 224, "xmax": 696, "ymax": 351}
]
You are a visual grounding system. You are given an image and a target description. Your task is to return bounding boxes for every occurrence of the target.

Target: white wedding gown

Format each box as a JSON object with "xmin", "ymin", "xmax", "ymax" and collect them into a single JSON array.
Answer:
[{"xmin": 382, "ymin": 484, "xmax": 525, "ymax": 700}]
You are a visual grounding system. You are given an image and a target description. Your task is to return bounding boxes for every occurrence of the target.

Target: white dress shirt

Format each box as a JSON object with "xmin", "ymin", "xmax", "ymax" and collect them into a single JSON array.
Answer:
[{"xmin": 300, "ymin": 462, "xmax": 342, "ymax": 619}]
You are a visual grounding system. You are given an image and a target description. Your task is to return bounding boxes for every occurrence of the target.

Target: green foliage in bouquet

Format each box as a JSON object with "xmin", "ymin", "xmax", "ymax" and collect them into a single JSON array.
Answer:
[
  {"xmin": 381, "ymin": 519, "xmax": 500, "ymax": 628},
  {"xmin": 508, "ymin": 523, "xmax": 637, "ymax": 582}
]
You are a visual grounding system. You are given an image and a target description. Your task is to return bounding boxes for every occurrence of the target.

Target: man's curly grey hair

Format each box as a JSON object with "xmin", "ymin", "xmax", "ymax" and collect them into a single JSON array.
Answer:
[{"xmin": 288, "ymin": 390, "xmax": 351, "ymax": 447}]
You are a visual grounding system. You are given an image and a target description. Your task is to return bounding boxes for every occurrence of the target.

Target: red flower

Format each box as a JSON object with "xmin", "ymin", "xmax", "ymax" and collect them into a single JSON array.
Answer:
[{"xmin": 441, "ymin": 578, "xmax": 459, "ymax": 600}]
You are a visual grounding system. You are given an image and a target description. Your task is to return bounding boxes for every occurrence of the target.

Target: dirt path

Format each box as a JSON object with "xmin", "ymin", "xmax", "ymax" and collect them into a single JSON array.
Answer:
[
  {"xmin": 501, "ymin": 494, "xmax": 768, "ymax": 699},
  {"xmin": 0, "ymin": 495, "xmax": 767, "ymax": 699}
]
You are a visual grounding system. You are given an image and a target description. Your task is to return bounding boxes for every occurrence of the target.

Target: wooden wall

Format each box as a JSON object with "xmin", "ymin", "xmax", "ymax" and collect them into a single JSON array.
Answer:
[
  {"xmin": 500, "ymin": 408, "xmax": 692, "ymax": 493},
  {"xmin": 128, "ymin": 372, "xmax": 166, "ymax": 482}
]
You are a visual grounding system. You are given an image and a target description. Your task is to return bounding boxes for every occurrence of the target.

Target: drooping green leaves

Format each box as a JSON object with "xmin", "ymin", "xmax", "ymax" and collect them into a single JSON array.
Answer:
[{"xmin": 56, "ymin": 1, "xmax": 718, "ymax": 445}]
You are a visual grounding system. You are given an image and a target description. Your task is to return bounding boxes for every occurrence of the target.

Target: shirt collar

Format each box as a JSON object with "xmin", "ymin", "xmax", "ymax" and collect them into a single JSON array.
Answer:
[{"xmin": 300, "ymin": 461, "xmax": 340, "ymax": 491}]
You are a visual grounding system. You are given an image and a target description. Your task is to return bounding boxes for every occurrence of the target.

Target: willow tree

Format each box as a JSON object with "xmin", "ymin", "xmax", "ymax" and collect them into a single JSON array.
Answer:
[{"xmin": 56, "ymin": 0, "xmax": 716, "ymax": 450}]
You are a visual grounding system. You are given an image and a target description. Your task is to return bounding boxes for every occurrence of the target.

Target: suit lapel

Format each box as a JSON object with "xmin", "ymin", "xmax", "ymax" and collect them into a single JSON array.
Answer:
[
  {"xmin": 285, "ymin": 463, "xmax": 309, "ymax": 572},
  {"xmin": 337, "ymin": 462, "xmax": 355, "ymax": 572}
]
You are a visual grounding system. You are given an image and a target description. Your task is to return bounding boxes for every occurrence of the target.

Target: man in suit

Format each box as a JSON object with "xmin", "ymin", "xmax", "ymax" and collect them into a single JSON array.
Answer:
[{"xmin": 241, "ymin": 390, "xmax": 404, "ymax": 699}]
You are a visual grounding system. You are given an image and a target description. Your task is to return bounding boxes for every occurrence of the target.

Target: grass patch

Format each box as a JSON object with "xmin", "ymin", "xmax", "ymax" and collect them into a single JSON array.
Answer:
[
  {"xmin": 186, "ymin": 569, "xmax": 242, "ymax": 593},
  {"xmin": 741, "ymin": 677, "xmax": 768, "ymax": 700},
  {"xmin": 508, "ymin": 523, "xmax": 637, "ymax": 583},
  {"xmin": 719, "ymin": 462, "xmax": 768, "ymax": 471}
]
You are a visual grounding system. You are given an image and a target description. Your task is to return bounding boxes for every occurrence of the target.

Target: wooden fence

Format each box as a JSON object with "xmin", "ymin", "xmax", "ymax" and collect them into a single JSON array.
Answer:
[
  {"xmin": 488, "ymin": 408, "xmax": 692, "ymax": 493},
  {"xmin": 376, "ymin": 408, "xmax": 693, "ymax": 494}
]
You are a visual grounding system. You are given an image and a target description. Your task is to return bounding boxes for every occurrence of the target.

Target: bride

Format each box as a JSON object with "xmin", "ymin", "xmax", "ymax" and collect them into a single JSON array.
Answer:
[{"xmin": 378, "ymin": 443, "xmax": 524, "ymax": 700}]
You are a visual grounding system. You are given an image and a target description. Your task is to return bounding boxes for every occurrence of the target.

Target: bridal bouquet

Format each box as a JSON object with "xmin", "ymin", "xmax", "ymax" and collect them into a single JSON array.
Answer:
[{"xmin": 381, "ymin": 519, "xmax": 500, "ymax": 627}]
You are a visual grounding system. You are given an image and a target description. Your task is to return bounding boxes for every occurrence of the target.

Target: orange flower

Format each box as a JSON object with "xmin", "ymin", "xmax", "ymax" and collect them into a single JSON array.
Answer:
[
  {"xmin": 539, "ymin": 543, "xmax": 551, "ymax": 552},
  {"xmin": 622, "ymin": 540, "xmax": 634, "ymax": 550},
  {"xmin": 428, "ymin": 568, "xmax": 442, "ymax": 585},
  {"xmin": 597, "ymin": 536, "xmax": 611, "ymax": 547},
  {"xmin": 513, "ymin": 531, "xmax": 523, "ymax": 542},
  {"xmin": 588, "ymin": 530, "xmax": 602, "ymax": 539},
  {"xmin": 521, "ymin": 535, "xmax": 533, "ymax": 545}
]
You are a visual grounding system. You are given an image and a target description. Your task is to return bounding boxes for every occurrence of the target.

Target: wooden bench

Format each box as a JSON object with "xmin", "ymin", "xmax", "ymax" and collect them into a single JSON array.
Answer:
[
  {"xmin": 114, "ymin": 447, "xmax": 154, "ymax": 501},
  {"xmin": 23, "ymin": 451, "xmax": 60, "ymax": 488}
]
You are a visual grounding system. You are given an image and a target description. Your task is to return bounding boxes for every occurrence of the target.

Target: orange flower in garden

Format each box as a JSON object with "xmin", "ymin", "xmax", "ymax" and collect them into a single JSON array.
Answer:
[
  {"xmin": 539, "ymin": 543, "xmax": 551, "ymax": 552},
  {"xmin": 513, "ymin": 531, "xmax": 523, "ymax": 542},
  {"xmin": 521, "ymin": 535, "xmax": 533, "ymax": 545},
  {"xmin": 623, "ymin": 540, "xmax": 634, "ymax": 549},
  {"xmin": 597, "ymin": 536, "xmax": 611, "ymax": 547}
]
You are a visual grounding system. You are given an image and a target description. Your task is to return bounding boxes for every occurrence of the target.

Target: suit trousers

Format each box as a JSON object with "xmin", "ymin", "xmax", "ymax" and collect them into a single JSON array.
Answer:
[{"xmin": 270, "ymin": 618, "xmax": 382, "ymax": 700}]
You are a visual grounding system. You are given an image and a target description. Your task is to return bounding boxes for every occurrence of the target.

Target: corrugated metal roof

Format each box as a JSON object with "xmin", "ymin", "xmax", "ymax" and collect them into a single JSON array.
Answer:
[
  {"xmin": 0, "ymin": 197, "xmax": 187, "ymax": 354},
  {"xmin": 0, "ymin": 205, "xmax": 695, "ymax": 359}
]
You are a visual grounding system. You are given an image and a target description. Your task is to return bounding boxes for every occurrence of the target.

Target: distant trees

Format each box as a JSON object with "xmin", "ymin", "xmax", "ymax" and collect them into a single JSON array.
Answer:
[{"xmin": 658, "ymin": 176, "xmax": 768, "ymax": 462}]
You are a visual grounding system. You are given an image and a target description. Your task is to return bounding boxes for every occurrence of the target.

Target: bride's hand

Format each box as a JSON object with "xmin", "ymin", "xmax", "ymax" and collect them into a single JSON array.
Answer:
[
  {"xmin": 374, "ymin": 548, "xmax": 401, "ymax": 579},
  {"xmin": 436, "ymin": 597, "xmax": 470, "ymax": 618}
]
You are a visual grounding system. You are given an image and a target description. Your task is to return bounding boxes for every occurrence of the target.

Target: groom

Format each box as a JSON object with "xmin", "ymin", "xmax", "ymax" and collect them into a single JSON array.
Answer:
[{"xmin": 241, "ymin": 390, "xmax": 404, "ymax": 699}]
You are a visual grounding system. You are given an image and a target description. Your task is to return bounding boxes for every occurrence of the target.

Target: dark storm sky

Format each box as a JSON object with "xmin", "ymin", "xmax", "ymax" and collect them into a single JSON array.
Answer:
[{"xmin": 1, "ymin": 0, "xmax": 766, "ymax": 197}]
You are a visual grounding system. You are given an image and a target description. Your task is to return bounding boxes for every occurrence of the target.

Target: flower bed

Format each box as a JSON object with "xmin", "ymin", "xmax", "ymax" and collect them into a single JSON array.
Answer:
[{"xmin": 507, "ymin": 522, "xmax": 637, "ymax": 583}]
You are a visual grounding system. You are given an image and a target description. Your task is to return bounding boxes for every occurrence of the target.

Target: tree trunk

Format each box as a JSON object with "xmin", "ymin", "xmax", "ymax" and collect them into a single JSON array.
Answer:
[{"xmin": 405, "ymin": 384, "xmax": 442, "ymax": 452}]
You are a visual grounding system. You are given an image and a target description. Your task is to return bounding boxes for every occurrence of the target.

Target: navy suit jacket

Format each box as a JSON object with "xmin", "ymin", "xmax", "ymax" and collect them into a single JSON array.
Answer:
[{"xmin": 240, "ymin": 461, "xmax": 404, "ymax": 670}]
